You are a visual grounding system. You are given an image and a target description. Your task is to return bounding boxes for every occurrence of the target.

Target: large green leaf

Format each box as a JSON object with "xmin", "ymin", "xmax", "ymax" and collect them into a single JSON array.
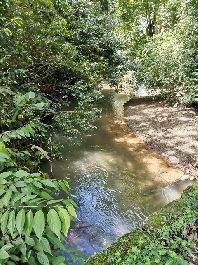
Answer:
[
  {"xmin": 27, "ymin": 91, "xmax": 36, "ymax": 99},
  {"xmin": 40, "ymin": 192, "xmax": 53, "ymax": 200},
  {"xmin": 28, "ymin": 256, "xmax": 37, "ymax": 265},
  {"xmin": 21, "ymin": 195, "xmax": 37, "ymax": 203},
  {"xmin": 0, "ymin": 171, "xmax": 12, "ymax": 179},
  {"xmin": 37, "ymin": 251, "xmax": 49, "ymax": 265},
  {"xmin": 33, "ymin": 210, "xmax": 45, "ymax": 240},
  {"xmin": 34, "ymin": 102, "xmax": 45, "ymax": 110},
  {"xmin": 1, "ymin": 210, "xmax": 9, "ymax": 235},
  {"xmin": 25, "ymin": 236, "xmax": 35, "ymax": 247},
  {"xmin": 12, "ymin": 193, "xmax": 26, "ymax": 205},
  {"xmin": 41, "ymin": 179, "xmax": 57, "ymax": 189},
  {"xmin": 7, "ymin": 210, "xmax": 15, "ymax": 236},
  {"xmin": 37, "ymin": 237, "xmax": 51, "ymax": 254},
  {"xmin": 1, "ymin": 189, "xmax": 12, "ymax": 207},
  {"xmin": 0, "ymin": 152, "xmax": 10, "ymax": 162},
  {"xmin": 16, "ymin": 209, "xmax": 26, "ymax": 235},
  {"xmin": 19, "ymin": 242, "xmax": 27, "ymax": 257},
  {"xmin": 24, "ymin": 210, "xmax": 34, "ymax": 236},
  {"xmin": 1, "ymin": 243, "xmax": 13, "ymax": 252},
  {"xmin": 58, "ymin": 207, "xmax": 70, "ymax": 236},
  {"xmin": 58, "ymin": 181, "xmax": 69, "ymax": 193},
  {"xmin": 0, "ymin": 248, "xmax": 9, "ymax": 260},
  {"xmin": 0, "ymin": 187, "xmax": 5, "ymax": 198},
  {"xmin": 15, "ymin": 170, "xmax": 29, "ymax": 178},
  {"xmin": 50, "ymin": 256, "xmax": 66, "ymax": 265},
  {"xmin": 47, "ymin": 232, "xmax": 65, "ymax": 250},
  {"xmin": 47, "ymin": 209, "xmax": 61, "ymax": 239},
  {"xmin": 67, "ymin": 205, "xmax": 77, "ymax": 218}
]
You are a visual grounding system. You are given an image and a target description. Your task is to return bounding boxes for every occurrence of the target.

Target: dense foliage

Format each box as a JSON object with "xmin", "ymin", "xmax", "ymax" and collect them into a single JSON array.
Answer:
[
  {"xmin": 116, "ymin": 0, "xmax": 198, "ymax": 104},
  {"xmin": 0, "ymin": 88, "xmax": 77, "ymax": 264}
]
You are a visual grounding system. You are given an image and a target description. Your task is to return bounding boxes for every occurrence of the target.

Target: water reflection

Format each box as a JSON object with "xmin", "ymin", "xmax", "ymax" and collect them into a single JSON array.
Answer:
[{"xmin": 42, "ymin": 91, "xmax": 191, "ymax": 260}]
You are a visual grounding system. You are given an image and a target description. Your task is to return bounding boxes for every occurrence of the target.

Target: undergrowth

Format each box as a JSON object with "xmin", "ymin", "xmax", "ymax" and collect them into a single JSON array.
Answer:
[{"xmin": 0, "ymin": 89, "xmax": 78, "ymax": 264}]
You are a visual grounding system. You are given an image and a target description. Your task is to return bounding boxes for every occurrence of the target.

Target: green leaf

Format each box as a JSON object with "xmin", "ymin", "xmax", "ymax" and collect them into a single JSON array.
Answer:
[
  {"xmin": 10, "ymin": 254, "xmax": 20, "ymax": 261},
  {"xmin": 29, "ymin": 198, "xmax": 45, "ymax": 205},
  {"xmin": 34, "ymin": 102, "xmax": 45, "ymax": 110},
  {"xmin": 19, "ymin": 242, "xmax": 27, "ymax": 257},
  {"xmin": 15, "ymin": 170, "xmax": 29, "ymax": 178},
  {"xmin": 12, "ymin": 237, "xmax": 23, "ymax": 246},
  {"xmin": 1, "ymin": 243, "xmax": 13, "ymax": 251},
  {"xmin": 58, "ymin": 207, "xmax": 70, "ymax": 236},
  {"xmin": 7, "ymin": 261, "xmax": 15, "ymax": 265},
  {"xmin": 16, "ymin": 209, "xmax": 26, "ymax": 235},
  {"xmin": 25, "ymin": 236, "xmax": 35, "ymax": 246},
  {"xmin": 27, "ymin": 91, "xmax": 35, "ymax": 99},
  {"xmin": 0, "ymin": 179, "xmax": 7, "ymax": 185},
  {"xmin": 15, "ymin": 181, "xmax": 27, "ymax": 187},
  {"xmin": 47, "ymin": 209, "xmax": 61, "ymax": 239},
  {"xmin": 47, "ymin": 232, "xmax": 65, "ymax": 250},
  {"xmin": 3, "ymin": 27, "xmax": 12, "ymax": 36},
  {"xmin": 0, "ymin": 248, "xmax": 9, "ymax": 260},
  {"xmin": 12, "ymin": 193, "xmax": 26, "ymax": 205},
  {"xmin": 40, "ymin": 192, "xmax": 53, "ymax": 200},
  {"xmin": 24, "ymin": 210, "xmax": 34, "ymax": 236},
  {"xmin": 0, "ymin": 171, "xmax": 12, "ymax": 179},
  {"xmin": 58, "ymin": 181, "xmax": 68, "ymax": 193},
  {"xmin": 33, "ymin": 210, "xmax": 45, "ymax": 240},
  {"xmin": 41, "ymin": 179, "xmax": 57, "ymax": 189},
  {"xmin": 0, "ymin": 187, "xmax": 5, "ymax": 197},
  {"xmin": 33, "ymin": 181, "xmax": 43, "ymax": 189},
  {"xmin": 21, "ymin": 195, "xmax": 37, "ymax": 203},
  {"xmin": 37, "ymin": 252, "xmax": 49, "ymax": 265},
  {"xmin": 67, "ymin": 205, "xmax": 77, "ymax": 218},
  {"xmin": 38, "ymin": 237, "xmax": 51, "ymax": 254},
  {"xmin": 51, "ymin": 256, "xmax": 66, "ymax": 265},
  {"xmin": 29, "ymin": 256, "xmax": 37, "ymax": 265},
  {"xmin": 47, "ymin": 199, "xmax": 63, "ymax": 205},
  {"xmin": 7, "ymin": 210, "xmax": 15, "ymax": 236},
  {"xmin": 27, "ymin": 249, "xmax": 32, "ymax": 259},
  {"xmin": 1, "ymin": 189, "xmax": 12, "ymax": 206},
  {"xmin": 1, "ymin": 210, "xmax": 9, "ymax": 234},
  {"xmin": 64, "ymin": 198, "xmax": 77, "ymax": 207},
  {"xmin": 0, "ymin": 151, "xmax": 10, "ymax": 161}
]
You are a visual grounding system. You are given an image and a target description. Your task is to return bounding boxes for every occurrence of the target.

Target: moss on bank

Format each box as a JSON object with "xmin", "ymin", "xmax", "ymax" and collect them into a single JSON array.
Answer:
[{"xmin": 86, "ymin": 184, "xmax": 198, "ymax": 265}]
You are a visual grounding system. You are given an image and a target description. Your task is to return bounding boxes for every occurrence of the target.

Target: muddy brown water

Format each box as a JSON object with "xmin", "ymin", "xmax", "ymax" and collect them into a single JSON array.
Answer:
[{"xmin": 42, "ymin": 91, "xmax": 191, "ymax": 263}]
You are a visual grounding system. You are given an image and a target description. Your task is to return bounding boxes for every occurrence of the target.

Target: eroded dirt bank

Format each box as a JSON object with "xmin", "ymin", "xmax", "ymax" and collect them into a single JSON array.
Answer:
[
  {"xmin": 124, "ymin": 97, "xmax": 198, "ymax": 179},
  {"xmin": 103, "ymin": 114, "xmax": 184, "ymax": 189}
]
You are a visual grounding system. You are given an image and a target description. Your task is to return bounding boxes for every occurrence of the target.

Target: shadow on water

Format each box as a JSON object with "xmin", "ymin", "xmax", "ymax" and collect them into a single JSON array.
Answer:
[{"xmin": 42, "ymin": 91, "xmax": 192, "ymax": 263}]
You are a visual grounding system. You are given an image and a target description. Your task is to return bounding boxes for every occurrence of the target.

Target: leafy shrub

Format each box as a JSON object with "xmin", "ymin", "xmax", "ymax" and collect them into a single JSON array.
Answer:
[
  {"xmin": 0, "ymin": 167, "xmax": 77, "ymax": 264},
  {"xmin": 116, "ymin": 0, "xmax": 198, "ymax": 105},
  {"xmin": 0, "ymin": 88, "xmax": 78, "ymax": 264}
]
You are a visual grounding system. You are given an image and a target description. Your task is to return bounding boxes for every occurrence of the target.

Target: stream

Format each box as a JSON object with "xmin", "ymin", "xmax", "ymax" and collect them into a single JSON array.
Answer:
[{"xmin": 42, "ymin": 91, "xmax": 191, "ymax": 264}]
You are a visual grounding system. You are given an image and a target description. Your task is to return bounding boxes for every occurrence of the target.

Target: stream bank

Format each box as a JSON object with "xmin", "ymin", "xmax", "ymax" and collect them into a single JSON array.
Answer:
[
  {"xmin": 86, "ymin": 183, "xmax": 198, "ymax": 265},
  {"xmin": 124, "ymin": 97, "xmax": 198, "ymax": 179}
]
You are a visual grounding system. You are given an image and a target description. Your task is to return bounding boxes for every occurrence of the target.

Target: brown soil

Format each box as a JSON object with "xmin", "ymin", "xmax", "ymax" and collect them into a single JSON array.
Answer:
[
  {"xmin": 104, "ymin": 117, "xmax": 184, "ymax": 189},
  {"xmin": 124, "ymin": 97, "xmax": 198, "ymax": 179}
]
